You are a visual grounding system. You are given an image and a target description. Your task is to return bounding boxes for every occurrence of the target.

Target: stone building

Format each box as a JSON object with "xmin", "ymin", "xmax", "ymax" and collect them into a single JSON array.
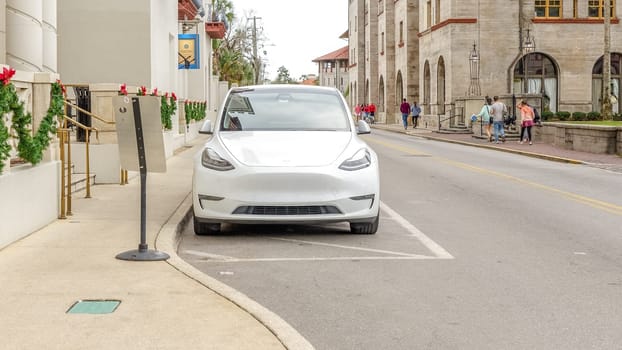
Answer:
[
  {"xmin": 348, "ymin": 0, "xmax": 622, "ymax": 125},
  {"xmin": 312, "ymin": 45, "xmax": 349, "ymax": 94}
]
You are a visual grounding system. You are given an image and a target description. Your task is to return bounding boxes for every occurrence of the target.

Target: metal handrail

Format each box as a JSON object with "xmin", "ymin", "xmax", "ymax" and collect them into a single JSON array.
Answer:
[
  {"xmin": 63, "ymin": 100, "xmax": 115, "ymax": 125},
  {"xmin": 57, "ymin": 114, "xmax": 99, "ymax": 219}
]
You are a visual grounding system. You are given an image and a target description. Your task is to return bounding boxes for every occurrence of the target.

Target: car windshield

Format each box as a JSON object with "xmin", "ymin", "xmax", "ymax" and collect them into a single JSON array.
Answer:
[{"xmin": 220, "ymin": 88, "xmax": 351, "ymax": 131}]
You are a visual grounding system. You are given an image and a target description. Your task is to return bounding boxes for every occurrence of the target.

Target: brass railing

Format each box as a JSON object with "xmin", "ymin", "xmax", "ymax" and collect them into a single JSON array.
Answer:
[{"xmin": 57, "ymin": 115, "xmax": 98, "ymax": 218}]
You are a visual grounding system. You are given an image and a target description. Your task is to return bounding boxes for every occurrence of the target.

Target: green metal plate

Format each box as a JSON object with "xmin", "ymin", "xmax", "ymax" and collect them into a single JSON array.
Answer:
[{"xmin": 67, "ymin": 300, "xmax": 121, "ymax": 314}]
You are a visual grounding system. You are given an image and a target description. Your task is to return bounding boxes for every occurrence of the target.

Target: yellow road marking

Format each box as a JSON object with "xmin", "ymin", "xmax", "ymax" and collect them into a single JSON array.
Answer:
[{"xmin": 368, "ymin": 137, "xmax": 622, "ymax": 216}]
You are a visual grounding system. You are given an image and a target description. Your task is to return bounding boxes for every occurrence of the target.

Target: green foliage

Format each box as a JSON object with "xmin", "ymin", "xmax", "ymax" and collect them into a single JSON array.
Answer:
[
  {"xmin": 586, "ymin": 111, "xmax": 601, "ymax": 121},
  {"xmin": 0, "ymin": 81, "xmax": 61, "ymax": 174},
  {"xmin": 541, "ymin": 110, "xmax": 553, "ymax": 121},
  {"xmin": 274, "ymin": 66, "xmax": 293, "ymax": 84},
  {"xmin": 556, "ymin": 111, "xmax": 571, "ymax": 121},
  {"xmin": 160, "ymin": 95, "xmax": 177, "ymax": 130},
  {"xmin": 184, "ymin": 101, "xmax": 207, "ymax": 125},
  {"xmin": 614, "ymin": 113, "xmax": 622, "ymax": 121},
  {"xmin": 571, "ymin": 111, "xmax": 585, "ymax": 121}
]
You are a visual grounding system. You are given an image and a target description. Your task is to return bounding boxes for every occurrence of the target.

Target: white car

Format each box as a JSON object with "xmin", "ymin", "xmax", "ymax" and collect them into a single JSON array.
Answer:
[{"xmin": 192, "ymin": 85, "xmax": 380, "ymax": 235}]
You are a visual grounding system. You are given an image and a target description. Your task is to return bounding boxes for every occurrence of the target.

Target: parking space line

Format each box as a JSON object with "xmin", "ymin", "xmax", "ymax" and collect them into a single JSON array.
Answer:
[
  {"xmin": 268, "ymin": 237, "xmax": 422, "ymax": 257},
  {"xmin": 380, "ymin": 201, "xmax": 454, "ymax": 259},
  {"xmin": 182, "ymin": 250, "xmax": 437, "ymax": 262}
]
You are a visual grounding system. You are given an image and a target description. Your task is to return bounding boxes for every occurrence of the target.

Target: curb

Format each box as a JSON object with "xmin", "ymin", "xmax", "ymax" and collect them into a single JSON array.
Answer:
[
  {"xmin": 372, "ymin": 125, "xmax": 585, "ymax": 165},
  {"xmin": 155, "ymin": 193, "xmax": 315, "ymax": 350}
]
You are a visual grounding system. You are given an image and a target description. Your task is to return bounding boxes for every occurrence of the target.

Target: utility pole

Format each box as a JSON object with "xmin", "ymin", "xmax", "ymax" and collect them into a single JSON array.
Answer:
[
  {"xmin": 252, "ymin": 16, "xmax": 262, "ymax": 85},
  {"xmin": 602, "ymin": 1, "xmax": 613, "ymax": 120}
]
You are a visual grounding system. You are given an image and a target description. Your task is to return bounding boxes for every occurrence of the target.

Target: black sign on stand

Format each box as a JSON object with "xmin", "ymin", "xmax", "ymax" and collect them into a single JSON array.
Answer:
[{"xmin": 113, "ymin": 96, "xmax": 169, "ymax": 261}]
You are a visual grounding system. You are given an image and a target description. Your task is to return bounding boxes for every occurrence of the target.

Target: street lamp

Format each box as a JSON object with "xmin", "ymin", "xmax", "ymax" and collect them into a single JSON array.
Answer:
[
  {"xmin": 468, "ymin": 42, "xmax": 481, "ymax": 96},
  {"xmin": 521, "ymin": 28, "xmax": 536, "ymax": 93}
]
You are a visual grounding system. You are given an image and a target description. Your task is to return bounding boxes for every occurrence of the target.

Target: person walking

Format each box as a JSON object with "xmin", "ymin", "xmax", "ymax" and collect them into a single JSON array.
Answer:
[
  {"xmin": 475, "ymin": 96, "xmax": 493, "ymax": 141},
  {"xmin": 517, "ymin": 100, "xmax": 535, "ymax": 145},
  {"xmin": 400, "ymin": 98, "xmax": 411, "ymax": 130},
  {"xmin": 368, "ymin": 102, "xmax": 376, "ymax": 124},
  {"xmin": 490, "ymin": 96, "xmax": 507, "ymax": 143},
  {"xmin": 354, "ymin": 104, "xmax": 362, "ymax": 121},
  {"xmin": 410, "ymin": 101, "xmax": 421, "ymax": 128}
]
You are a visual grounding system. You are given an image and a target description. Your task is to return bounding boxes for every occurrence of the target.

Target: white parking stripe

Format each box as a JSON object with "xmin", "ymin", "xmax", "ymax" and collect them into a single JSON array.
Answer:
[
  {"xmin": 268, "ymin": 237, "xmax": 421, "ymax": 257},
  {"xmin": 184, "ymin": 202, "xmax": 454, "ymax": 262},
  {"xmin": 380, "ymin": 201, "xmax": 454, "ymax": 259}
]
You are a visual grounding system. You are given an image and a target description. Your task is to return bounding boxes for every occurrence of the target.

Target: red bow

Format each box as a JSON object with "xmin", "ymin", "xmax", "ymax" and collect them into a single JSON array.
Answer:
[
  {"xmin": 171, "ymin": 92, "xmax": 177, "ymax": 101},
  {"xmin": 119, "ymin": 83, "xmax": 128, "ymax": 95},
  {"xmin": 0, "ymin": 67, "xmax": 16, "ymax": 85}
]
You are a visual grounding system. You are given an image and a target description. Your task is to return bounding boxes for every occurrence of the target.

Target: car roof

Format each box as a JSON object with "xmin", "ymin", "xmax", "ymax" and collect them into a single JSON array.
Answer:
[{"xmin": 229, "ymin": 84, "xmax": 339, "ymax": 94}]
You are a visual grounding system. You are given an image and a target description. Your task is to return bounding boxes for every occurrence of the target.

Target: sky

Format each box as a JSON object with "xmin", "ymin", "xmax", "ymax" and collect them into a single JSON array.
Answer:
[{"xmin": 230, "ymin": 0, "xmax": 349, "ymax": 81}]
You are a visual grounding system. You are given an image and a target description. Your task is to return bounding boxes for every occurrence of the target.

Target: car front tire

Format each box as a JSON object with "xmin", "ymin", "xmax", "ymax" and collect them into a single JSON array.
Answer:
[
  {"xmin": 193, "ymin": 215, "xmax": 221, "ymax": 235},
  {"xmin": 349, "ymin": 213, "xmax": 379, "ymax": 234}
]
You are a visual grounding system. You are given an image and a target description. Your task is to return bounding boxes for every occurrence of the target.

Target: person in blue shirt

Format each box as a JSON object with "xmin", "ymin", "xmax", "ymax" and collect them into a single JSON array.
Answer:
[
  {"xmin": 475, "ymin": 96, "xmax": 493, "ymax": 142},
  {"xmin": 410, "ymin": 101, "xmax": 421, "ymax": 128}
]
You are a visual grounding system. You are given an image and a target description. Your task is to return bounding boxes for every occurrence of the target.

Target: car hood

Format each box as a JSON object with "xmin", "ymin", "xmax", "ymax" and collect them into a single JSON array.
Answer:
[{"xmin": 219, "ymin": 131, "xmax": 353, "ymax": 167}]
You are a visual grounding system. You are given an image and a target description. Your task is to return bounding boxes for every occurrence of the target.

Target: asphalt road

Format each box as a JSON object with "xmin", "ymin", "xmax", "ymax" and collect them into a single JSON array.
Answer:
[{"xmin": 178, "ymin": 129, "xmax": 622, "ymax": 350}]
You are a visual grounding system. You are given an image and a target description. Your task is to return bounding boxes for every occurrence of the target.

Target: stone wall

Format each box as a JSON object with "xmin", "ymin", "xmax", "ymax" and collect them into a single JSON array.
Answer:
[{"xmin": 536, "ymin": 123, "xmax": 622, "ymax": 155}]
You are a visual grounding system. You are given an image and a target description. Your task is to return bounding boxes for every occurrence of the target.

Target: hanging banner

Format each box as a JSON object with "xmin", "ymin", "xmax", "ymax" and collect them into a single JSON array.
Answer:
[{"xmin": 178, "ymin": 34, "xmax": 200, "ymax": 69}]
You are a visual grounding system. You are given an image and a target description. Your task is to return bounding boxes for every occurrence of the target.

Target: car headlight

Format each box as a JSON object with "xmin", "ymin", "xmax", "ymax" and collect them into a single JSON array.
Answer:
[
  {"xmin": 339, "ymin": 148, "xmax": 371, "ymax": 171},
  {"xmin": 201, "ymin": 148, "xmax": 234, "ymax": 171}
]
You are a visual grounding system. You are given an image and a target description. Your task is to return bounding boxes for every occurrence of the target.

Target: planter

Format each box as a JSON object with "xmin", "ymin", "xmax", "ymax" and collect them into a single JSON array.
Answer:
[{"xmin": 205, "ymin": 22, "xmax": 225, "ymax": 39}]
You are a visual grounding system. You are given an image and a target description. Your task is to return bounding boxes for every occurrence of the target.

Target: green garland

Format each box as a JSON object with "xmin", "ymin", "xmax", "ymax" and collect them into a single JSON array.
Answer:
[
  {"xmin": 0, "ymin": 81, "xmax": 61, "ymax": 174},
  {"xmin": 184, "ymin": 101, "xmax": 206, "ymax": 125},
  {"xmin": 160, "ymin": 95, "xmax": 177, "ymax": 130}
]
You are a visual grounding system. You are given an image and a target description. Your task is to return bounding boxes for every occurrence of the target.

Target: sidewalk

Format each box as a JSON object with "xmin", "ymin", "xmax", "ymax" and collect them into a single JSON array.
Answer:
[
  {"xmin": 0, "ymin": 136, "xmax": 313, "ymax": 350},
  {"xmin": 372, "ymin": 123, "xmax": 622, "ymax": 171}
]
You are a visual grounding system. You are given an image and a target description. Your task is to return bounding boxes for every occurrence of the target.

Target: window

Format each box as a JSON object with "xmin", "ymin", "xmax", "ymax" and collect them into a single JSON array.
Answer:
[
  {"xmin": 573, "ymin": 0, "xmax": 578, "ymax": 17},
  {"xmin": 399, "ymin": 21, "xmax": 403, "ymax": 44},
  {"xmin": 435, "ymin": 0, "xmax": 441, "ymax": 24},
  {"xmin": 426, "ymin": 0, "xmax": 431, "ymax": 28},
  {"xmin": 535, "ymin": 0, "xmax": 561, "ymax": 18},
  {"xmin": 381, "ymin": 32, "xmax": 385, "ymax": 52},
  {"xmin": 589, "ymin": 0, "xmax": 615, "ymax": 18}
]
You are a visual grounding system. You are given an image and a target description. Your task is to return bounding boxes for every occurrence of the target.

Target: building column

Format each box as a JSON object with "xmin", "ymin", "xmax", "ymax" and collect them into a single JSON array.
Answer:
[{"xmin": 6, "ymin": 0, "xmax": 44, "ymax": 72}]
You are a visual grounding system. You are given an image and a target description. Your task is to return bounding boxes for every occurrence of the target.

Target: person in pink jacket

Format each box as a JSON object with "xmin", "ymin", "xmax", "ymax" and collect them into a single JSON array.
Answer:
[{"xmin": 517, "ymin": 100, "xmax": 535, "ymax": 145}]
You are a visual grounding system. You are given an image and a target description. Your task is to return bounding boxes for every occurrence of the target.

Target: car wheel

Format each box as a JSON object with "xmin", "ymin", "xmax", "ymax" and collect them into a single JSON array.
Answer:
[
  {"xmin": 349, "ymin": 213, "xmax": 379, "ymax": 234},
  {"xmin": 193, "ymin": 215, "xmax": 221, "ymax": 235}
]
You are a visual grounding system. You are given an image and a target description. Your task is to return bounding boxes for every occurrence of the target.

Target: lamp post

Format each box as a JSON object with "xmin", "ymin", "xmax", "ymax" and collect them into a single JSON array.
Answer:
[
  {"xmin": 468, "ymin": 42, "xmax": 481, "ymax": 96},
  {"xmin": 521, "ymin": 28, "xmax": 536, "ymax": 93}
]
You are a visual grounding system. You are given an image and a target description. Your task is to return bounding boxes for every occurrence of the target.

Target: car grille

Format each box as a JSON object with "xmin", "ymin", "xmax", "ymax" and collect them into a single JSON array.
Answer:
[{"xmin": 232, "ymin": 206, "xmax": 342, "ymax": 215}]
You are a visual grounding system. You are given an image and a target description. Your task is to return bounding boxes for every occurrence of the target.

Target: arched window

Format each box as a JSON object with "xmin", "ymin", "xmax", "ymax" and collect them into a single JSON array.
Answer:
[
  {"xmin": 437, "ymin": 56, "xmax": 446, "ymax": 115},
  {"xmin": 424, "ymin": 61, "xmax": 430, "ymax": 110},
  {"xmin": 396, "ymin": 71, "xmax": 404, "ymax": 104},
  {"xmin": 365, "ymin": 79, "xmax": 370, "ymax": 104},
  {"xmin": 378, "ymin": 75, "xmax": 385, "ymax": 112},
  {"xmin": 592, "ymin": 53, "xmax": 622, "ymax": 113},
  {"xmin": 513, "ymin": 52, "xmax": 558, "ymax": 112}
]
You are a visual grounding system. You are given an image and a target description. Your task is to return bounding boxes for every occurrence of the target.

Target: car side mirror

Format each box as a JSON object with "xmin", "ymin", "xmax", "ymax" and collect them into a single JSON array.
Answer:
[
  {"xmin": 356, "ymin": 120, "xmax": 371, "ymax": 134},
  {"xmin": 199, "ymin": 119, "xmax": 213, "ymax": 134}
]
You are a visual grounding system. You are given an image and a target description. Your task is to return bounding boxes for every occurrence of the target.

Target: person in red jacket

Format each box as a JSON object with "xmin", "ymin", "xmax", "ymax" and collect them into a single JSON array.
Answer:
[
  {"xmin": 368, "ymin": 103, "xmax": 376, "ymax": 124},
  {"xmin": 400, "ymin": 98, "xmax": 410, "ymax": 129}
]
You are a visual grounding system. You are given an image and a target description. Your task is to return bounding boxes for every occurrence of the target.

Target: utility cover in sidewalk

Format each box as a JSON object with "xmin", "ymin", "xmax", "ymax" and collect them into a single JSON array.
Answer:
[{"xmin": 67, "ymin": 300, "xmax": 121, "ymax": 314}]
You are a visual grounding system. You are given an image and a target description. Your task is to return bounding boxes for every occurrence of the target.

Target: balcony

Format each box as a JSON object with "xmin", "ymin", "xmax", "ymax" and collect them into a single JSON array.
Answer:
[{"xmin": 205, "ymin": 22, "xmax": 225, "ymax": 39}]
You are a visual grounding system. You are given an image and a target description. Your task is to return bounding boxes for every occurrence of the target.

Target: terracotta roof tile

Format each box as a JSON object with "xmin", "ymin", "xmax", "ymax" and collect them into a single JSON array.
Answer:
[{"xmin": 312, "ymin": 46, "xmax": 349, "ymax": 62}]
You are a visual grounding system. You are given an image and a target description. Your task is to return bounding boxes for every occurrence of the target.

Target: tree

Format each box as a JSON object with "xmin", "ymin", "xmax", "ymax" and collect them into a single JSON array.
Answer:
[
  {"xmin": 274, "ymin": 66, "xmax": 293, "ymax": 84},
  {"xmin": 210, "ymin": 1, "xmax": 271, "ymax": 86}
]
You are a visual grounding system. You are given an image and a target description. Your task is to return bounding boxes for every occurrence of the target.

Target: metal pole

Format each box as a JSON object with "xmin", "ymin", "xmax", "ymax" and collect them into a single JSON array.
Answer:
[
  {"xmin": 58, "ymin": 128, "xmax": 66, "ymax": 219},
  {"xmin": 66, "ymin": 128, "xmax": 72, "ymax": 216},
  {"xmin": 85, "ymin": 128, "xmax": 91, "ymax": 198},
  {"xmin": 116, "ymin": 97, "xmax": 169, "ymax": 261}
]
